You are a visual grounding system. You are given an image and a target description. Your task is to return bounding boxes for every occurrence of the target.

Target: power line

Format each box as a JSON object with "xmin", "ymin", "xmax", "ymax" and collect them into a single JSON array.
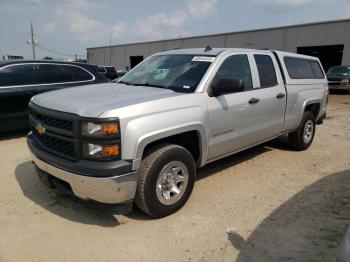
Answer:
[
  {"xmin": 25, "ymin": 22, "xmax": 86, "ymax": 59},
  {"xmin": 36, "ymin": 43, "xmax": 86, "ymax": 58}
]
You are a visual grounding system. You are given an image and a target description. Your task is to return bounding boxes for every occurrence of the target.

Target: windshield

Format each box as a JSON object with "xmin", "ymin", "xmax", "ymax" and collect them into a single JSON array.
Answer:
[
  {"xmin": 119, "ymin": 54, "xmax": 215, "ymax": 93},
  {"xmin": 327, "ymin": 66, "xmax": 350, "ymax": 74}
]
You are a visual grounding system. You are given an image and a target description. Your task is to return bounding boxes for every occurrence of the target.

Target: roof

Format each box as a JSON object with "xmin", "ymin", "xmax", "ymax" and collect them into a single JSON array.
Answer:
[
  {"xmin": 156, "ymin": 48, "xmax": 225, "ymax": 56},
  {"xmin": 155, "ymin": 47, "xmax": 269, "ymax": 56},
  {"xmin": 87, "ymin": 18, "xmax": 350, "ymax": 50},
  {"xmin": 0, "ymin": 60, "xmax": 94, "ymax": 67}
]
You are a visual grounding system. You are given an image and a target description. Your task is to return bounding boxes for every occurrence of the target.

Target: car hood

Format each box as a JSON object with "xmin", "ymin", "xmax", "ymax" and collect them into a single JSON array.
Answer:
[
  {"xmin": 31, "ymin": 83, "xmax": 181, "ymax": 118},
  {"xmin": 327, "ymin": 73, "xmax": 350, "ymax": 81}
]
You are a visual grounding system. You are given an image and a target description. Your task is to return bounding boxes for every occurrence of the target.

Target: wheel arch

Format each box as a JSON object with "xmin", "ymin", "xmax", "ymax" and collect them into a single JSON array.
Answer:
[
  {"xmin": 132, "ymin": 124, "xmax": 208, "ymax": 170},
  {"xmin": 296, "ymin": 99, "xmax": 321, "ymax": 127}
]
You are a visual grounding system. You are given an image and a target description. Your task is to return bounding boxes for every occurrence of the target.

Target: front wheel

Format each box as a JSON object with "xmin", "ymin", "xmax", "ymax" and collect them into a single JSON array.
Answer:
[
  {"xmin": 288, "ymin": 111, "xmax": 316, "ymax": 151},
  {"xmin": 135, "ymin": 144, "xmax": 196, "ymax": 218}
]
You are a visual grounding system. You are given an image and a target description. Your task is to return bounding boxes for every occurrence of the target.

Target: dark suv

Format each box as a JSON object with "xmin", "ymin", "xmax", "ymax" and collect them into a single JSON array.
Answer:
[
  {"xmin": 327, "ymin": 66, "xmax": 350, "ymax": 94},
  {"xmin": 0, "ymin": 60, "xmax": 108, "ymax": 132},
  {"xmin": 97, "ymin": 66, "xmax": 118, "ymax": 80}
]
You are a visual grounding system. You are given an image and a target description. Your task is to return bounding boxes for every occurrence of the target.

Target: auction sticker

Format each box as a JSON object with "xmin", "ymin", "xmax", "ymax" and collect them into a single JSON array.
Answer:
[{"xmin": 192, "ymin": 56, "xmax": 215, "ymax": 62}]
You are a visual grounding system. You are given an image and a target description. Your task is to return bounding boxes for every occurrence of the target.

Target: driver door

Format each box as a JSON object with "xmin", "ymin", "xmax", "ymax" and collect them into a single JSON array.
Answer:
[{"xmin": 206, "ymin": 52, "xmax": 261, "ymax": 160}]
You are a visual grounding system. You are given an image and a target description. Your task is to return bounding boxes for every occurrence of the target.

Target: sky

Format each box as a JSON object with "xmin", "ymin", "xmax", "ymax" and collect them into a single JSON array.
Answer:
[{"xmin": 0, "ymin": 0, "xmax": 350, "ymax": 59}]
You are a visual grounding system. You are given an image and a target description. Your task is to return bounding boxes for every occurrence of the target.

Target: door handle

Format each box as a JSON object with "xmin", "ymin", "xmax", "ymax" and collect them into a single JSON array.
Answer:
[
  {"xmin": 248, "ymin": 98, "xmax": 260, "ymax": 104},
  {"xmin": 276, "ymin": 93, "xmax": 285, "ymax": 99}
]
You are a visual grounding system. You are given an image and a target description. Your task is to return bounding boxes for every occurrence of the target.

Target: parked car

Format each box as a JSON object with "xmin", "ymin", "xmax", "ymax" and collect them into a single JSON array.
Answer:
[
  {"xmin": 27, "ymin": 48, "xmax": 328, "ymax": 218},
  {"xmin": 327, "ymin": 66, "xmax": 350, "ymax": 94},
  {"xmin": 97, "ymin": 65, "xmax": 118, "ymax": 80},
  {"xmin": 0, "ymin": 60, "xmax": 108, "ymax": 132},
  {"xmin": 111, "ymin": 70, "xmax": 128, "ymax": 83}
]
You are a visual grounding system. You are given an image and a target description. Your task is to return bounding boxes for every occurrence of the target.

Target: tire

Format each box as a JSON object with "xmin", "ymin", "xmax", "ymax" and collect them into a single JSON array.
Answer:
[
  {"xmin": 288, "ymin": 111, "xmax": 316, "ymax": 151},
  {"xmin": 135, "ymin": 144, "xmax": 196, "ymax": 218}
]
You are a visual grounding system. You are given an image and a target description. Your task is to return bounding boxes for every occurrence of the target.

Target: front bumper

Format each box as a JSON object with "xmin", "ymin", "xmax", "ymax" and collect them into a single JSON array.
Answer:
[
  {"xmin": 28, "ymin": 132, "xmax": 138, "ymax": 204},
  {"xmin": 328, "ymin": 84, "xmax": 350, "ymax": 90},
  {"xmin": 31, "ymin": 153, "xmax": 138, "ymax": 204}
]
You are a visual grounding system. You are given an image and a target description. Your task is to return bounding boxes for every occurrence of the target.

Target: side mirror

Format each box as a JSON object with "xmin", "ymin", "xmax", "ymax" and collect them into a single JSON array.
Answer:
[{"xmin": 210, "ymin": 78, "xmax": 245, "ymax": 96}]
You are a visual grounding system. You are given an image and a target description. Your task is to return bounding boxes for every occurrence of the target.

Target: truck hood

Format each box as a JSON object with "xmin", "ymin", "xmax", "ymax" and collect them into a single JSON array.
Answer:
[{"xmin": 31, "ymin": 83, "xmax": 180, "ymax": 118}]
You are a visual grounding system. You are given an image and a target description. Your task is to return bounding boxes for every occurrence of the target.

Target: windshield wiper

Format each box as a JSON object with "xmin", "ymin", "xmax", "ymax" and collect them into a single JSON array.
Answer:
[
  {"xmin": 132, "ymin": 83, "xmax": 167, "ymax": 89},
  {"xmin": 118, "ymin": 80, "xmax": 133, "ymax": 85},
  {"xmin": 119, "ymin": 81, "xmax": 168, "ymax": 89}
]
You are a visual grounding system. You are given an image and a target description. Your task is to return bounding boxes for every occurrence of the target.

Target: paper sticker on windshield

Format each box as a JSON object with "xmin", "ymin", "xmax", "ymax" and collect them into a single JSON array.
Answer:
[{"xmin": 192, "ymin": 56, "xmax": 215, "ymax": 62}]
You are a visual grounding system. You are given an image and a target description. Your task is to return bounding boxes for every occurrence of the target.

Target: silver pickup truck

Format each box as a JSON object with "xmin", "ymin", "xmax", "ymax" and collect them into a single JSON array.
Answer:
[{"xmin": 27, "ymin": 48, "xmax": 328, "ymax": 217}]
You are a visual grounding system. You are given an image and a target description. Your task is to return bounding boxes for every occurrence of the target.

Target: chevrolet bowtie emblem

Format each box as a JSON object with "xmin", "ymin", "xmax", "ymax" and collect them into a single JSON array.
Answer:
[{"xmin": 35, "ymin": 123, "xmax": 46, "ymax": 135}]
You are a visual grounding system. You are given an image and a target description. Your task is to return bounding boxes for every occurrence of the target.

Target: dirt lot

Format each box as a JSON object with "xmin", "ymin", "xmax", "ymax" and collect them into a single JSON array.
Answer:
[{"xmin": 0, "ymin": 94, "xmax": 350, "ymax": 262}]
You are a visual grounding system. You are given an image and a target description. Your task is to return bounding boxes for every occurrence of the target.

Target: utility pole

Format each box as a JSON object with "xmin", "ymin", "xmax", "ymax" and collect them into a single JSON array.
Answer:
[
  {"xmin": 109, "ymin": 31, "xmax": 112, "ymax": 66},
  {"xmin": 30, "ymin": 22, "xmax": 36, "ymax": 60}
]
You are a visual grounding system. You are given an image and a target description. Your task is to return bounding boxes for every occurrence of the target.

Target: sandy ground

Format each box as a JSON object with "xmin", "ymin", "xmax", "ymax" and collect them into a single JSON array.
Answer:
[{"xmin": 0, "ymin": 94, "xmax": 350, "ymax": 262}]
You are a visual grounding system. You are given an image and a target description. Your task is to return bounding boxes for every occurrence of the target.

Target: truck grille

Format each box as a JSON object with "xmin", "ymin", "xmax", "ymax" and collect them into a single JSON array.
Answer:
[
  {"xmin": 33, "ymin": 129, "xmax": 75, "ymax": 158},
  {"xmin": 29, "ymin": 104, "xmax": 79, "ymax": 161},
  {"xmin": 29, "ymin": 108, "xmax": 73, "ymax": 131}
]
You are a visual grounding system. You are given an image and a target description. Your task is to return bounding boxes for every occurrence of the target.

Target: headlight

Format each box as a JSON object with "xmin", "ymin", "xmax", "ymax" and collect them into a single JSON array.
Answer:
[
  {"xmin": 82, "ymin": 121, "xmax": 119, "ymax": 137},
  {"xmin": 83, "ymin": 142, "xmax": 120, "ymax": 160}
]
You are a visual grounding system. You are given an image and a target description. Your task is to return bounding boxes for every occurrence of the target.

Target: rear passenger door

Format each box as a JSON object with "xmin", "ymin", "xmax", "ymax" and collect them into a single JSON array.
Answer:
[{"xmin": 249, "ymin": 53, "xmax": 287, "ymax": 140}]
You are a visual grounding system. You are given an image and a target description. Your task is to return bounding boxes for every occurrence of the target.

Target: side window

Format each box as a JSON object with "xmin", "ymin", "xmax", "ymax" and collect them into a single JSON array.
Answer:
[
  {"xmin": 214, "ymin": 54, "xmax": 253, "ymax": 91},
  {"xmin": 310, "ymin": 61, "xmax": 324, "ymax": 79},
  {"xmin": 254, "ymin": 55, "xmax": 278, "ymax": 88},
  {"xmin": 71, "ymin": 66, "xmax": 93, "ymax": 81},
  {"xmin": 36, "ymin": 64, "xmax": 74, "ymax": 84},
  {"xmin": 0, "ymin": 64, "xmax": 35, "ymax": 87},
  {"xmin": 284, "ymin": 57, "xmax": 321, "ymax": 79}
]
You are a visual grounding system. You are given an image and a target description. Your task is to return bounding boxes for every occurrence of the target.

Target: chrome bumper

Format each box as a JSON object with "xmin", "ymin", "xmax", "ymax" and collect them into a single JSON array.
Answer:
[
  {"xmin": 31, "ymin": 153, "xmax": 138, "ymax": 204},
  {"xmin": 328, "ymin": 84, "xmax": 350, "ymax": 90}
]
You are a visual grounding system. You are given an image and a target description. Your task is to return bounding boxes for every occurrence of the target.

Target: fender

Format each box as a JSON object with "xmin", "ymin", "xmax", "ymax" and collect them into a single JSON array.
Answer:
[
  {"xmin": 296, "ymin": 98, "xmax": 322, "ymax": 127},
  {"xmin": 131, "ymin": 123, "xmax": 208, "ymax": 170}
]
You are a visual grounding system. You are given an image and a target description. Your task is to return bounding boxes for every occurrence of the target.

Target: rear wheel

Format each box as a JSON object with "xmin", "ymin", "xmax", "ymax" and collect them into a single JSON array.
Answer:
[
  {"xmin": 135, "ymin": 144, "xmax": 196, "ymax": 218},
  {"xmin": 288, "ymin": 111, "xmax": 316, "ymax": 151}
]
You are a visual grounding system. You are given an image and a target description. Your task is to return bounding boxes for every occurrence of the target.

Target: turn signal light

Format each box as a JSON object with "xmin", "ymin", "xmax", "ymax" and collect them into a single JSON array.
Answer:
[
  {"xmin": 102, "ymin": 123, "xmax": 119, "ymax": 135},
  {"xmin": 102, "ymin": 145, "xmax": 120, "ymax": 156}
]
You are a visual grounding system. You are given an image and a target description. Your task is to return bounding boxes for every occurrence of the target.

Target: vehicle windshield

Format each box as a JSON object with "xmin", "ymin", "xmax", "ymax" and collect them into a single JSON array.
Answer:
[
  {"xmin": 118, "ymin": 54, "xmax": 215, "ymax": 93},
  {"xmin": 327, "ymin": 66, "xmax": 350, "ymax": 74}
]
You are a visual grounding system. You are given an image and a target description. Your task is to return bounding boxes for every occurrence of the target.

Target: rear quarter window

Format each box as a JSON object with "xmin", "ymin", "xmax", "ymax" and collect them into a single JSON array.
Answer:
[
  {"xmin": 284, "ymin": 57, "xmax": 324, "ymax": 79},
  {"xmin": 71, "ymin": 66, "xmax": 94, "ymax": 81}
]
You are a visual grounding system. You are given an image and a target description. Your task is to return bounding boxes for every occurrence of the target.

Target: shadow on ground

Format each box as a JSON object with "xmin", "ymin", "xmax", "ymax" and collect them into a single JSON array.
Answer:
[
  {"xmin": 197, "ymin": 136, "xmax": 290, "ymax": 180},
  {"xmin": 14, "ymin": 138, "xmax": 292, "ymax": 226},
  {"xmin": 230, "ymin": 169, "xmax": 350, "ymax": 262},
  {"xmin": 15, "ymin": 161, "xmax": 124, "ymax": 227},
  {"xmin": 0, "ymin": 129, "xmax": 29, "ymax": 141}
]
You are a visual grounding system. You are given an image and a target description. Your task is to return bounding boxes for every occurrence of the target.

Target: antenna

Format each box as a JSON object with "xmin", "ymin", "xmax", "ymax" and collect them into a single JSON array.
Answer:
[{"xmin": 204, "ymin": 45, "xmax": 212, "ymax": 52}]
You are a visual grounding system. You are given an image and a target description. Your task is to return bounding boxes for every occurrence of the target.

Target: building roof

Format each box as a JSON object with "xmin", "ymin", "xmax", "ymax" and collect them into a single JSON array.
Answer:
[{"xmin": 87, "ymin": 18, "xmax": 350, "ymax": 51}]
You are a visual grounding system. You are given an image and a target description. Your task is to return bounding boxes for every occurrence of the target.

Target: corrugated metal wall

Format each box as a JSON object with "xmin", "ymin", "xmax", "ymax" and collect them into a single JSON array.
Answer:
[{"xmin": 87, "ymin": 19, "xmax": 350, "ymax": 69}]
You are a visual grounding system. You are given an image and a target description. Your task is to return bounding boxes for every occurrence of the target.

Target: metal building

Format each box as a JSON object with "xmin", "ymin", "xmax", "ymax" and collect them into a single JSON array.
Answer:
[{"xmin": 87, "ymin": 19, "xmax": 350, "ymax": 72}]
